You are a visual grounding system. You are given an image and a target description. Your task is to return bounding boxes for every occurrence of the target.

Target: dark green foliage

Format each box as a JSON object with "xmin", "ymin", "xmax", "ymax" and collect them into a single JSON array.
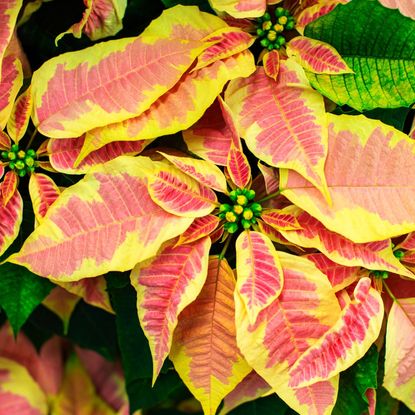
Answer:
[
  {"xmin": 67, "ymin": 300, "xmax": 118, "ymax": 360},
  {"xmin": 107, "ymin": 272, "xmax": 188, "ymax": 413},
  {"xmin": 305, "ymin": 0, "xmax": 415, "ymax": 111},
  {"xmin": 333, "ymin": 346, "xmax": 379, "ymax": 415},
  {"xmin": 0, "ymin": 262, "xmax": 54, "ymax": 334}
]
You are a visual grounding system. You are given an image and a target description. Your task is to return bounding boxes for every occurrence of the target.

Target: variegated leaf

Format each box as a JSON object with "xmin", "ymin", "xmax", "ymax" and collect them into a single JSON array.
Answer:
[
  {"xmin": 220, "ymin": 371, "xmax": 271, "ymax": 415},
  {"xmin": 0, "ymin": 357, "xmax": 48, "ymax": 414},
  {"xmin": 257, "ymin": 162, "xmax": 279, "ymax": 195},
  {"xmin": 287, "ymin": 36, "xmax": 353, "ymax": 74},
  {"xmin": 379, "ymin": 0, "xmax": 415, "ymax": 19},
  {"xmin": 209, "ymin": 0, "xmax": 266, "ymax": 18},
  {"xmin": 6, "ymin": 85, "xmax": 32, "ymax": 143},
  {"xmin": 0, "ymin": 55, "xmax": 23, "ymax": 129},
  {"xmin": 78, "ymin": 51, "xmax": 254, "ymax": 162},
  {"xmin": 235, "ymin": 251, "xmax": 341, "ymax": 415},
  {"xmin": 9, "ymin": 157, "xmax": 193, "ymax": 281},
  {"xmin": 58, "ymin": 277, "xmax": 113, "ymax": 314},
  {"xmin": 227, "ymin": 140, "xmax": 251, "ymax": 189},
  {"xmin": 31, "ymin": 8, "xmax": 214, "ymax": 138},
  {"xmin": 177, "ymin": 215, "xmax": 220, "ymax": 246},
  {"xmin": 261, "ymin": 208, "xmax": 301, "ymax": 231},
  {"xmin": 263, "ymin": 49, "xmax": 280, "ymax": 81},
  {"xmin": 280, "ymin": 209, "xmax": 413, "ymax": 277},
  {"xmin": 0, "ymin": 0, "xmax": 22, "ymax": 74},
  {"xmin": 170, "ymin": 256, "xmax": 251, "ymax": 415},
  {"xmin": 160, "ymin": 152, "xmax": 228, "ymax": 193},
  {"xmin": 280, "ymin": 114, "xmax": 415, "ymax": 243},
  {"xmin": 226, "ymin": 59, "xmax": 330, "ymax": 200},
  {"xmin": 305, "ymin": 253, "xmax": 360, "ymax": 292},
  {"xmin": 384, "ymin": 298, "xmax": 415, "ymax": 411},
  {"xmin": 148, "ymin": 164, "xmax": 218, "ymax": 218},
  {"xmin": 235, "ymin": 231, "xmax": 283, "ymax": 324},
  {"xmin": 56, "ymin": 0, "xmax": 127, "ymax": 42},
  {"xmin": 52, "ymin": 354, "xmax": 115, "ymax": 415},
  {"xmin": 0, "ymin": 170, "xmax": 18, "ymax": 206},
  {"xmin": 0, "ymin": 186, "xmax": 22, "ymax": 256},
  {"xmin": 289, "ymin": 278, "xmax": 383, "ymax": 387},
  {"xmin": 295, "ymin": 0, "xmax": 349, "ymax": 34},
  {"xmin": 131, "ymin": 237, "xmax": 211, "ymax": 382},
  {"xmin": 48, "ymin": 136, "xmax": 150, "ymax": 174},
  {"xmin": 29, "ymin": 173, "xmax": 60, "ymax": 224},
  {"xmin": 0, "ymin": 130, "xmax": 11, "ymax": 149},
  {"xmin": 183, "ymin": 99, "xmax": 235, "ymax": 166},
  {"xmin": 194, "ymin": 27, "xmax": 254, "ymax": 71}
]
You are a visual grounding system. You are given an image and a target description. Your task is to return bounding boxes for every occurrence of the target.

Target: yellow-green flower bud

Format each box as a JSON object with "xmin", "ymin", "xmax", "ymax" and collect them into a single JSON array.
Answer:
[
  {"xmin": 273, "ymin": 23, "xmax": 284, "ymax": 32},
  {"xmin": 17, "ymin": 150, "xmax": 25, "ymax": 159},
  {"xmin": 236, "ymin": 194, "xmax": 248, "ymax": 206},
  {"xmin": 8, "ymin": 152, "xmax": 16, "ymax": 161},
  {"xmin": 262, "ymin": 21, "xmax": 272, "ymax": 31},
  {"xmin": 15, "ymin": 160, "xmax": 25, "ymax": 170},
  {"xmin": 246, "ymin": 189, "xmax": 256, "ymax": 200},
  {"xmin": 250, "ymin": 203, "xmax": 263, "ymax": 215},
  {"xmin": 267, "ymin": 30, "xmax": 277, "ymax": 42},
  {"xmin": 220, "ymin": 203, "xmax": 232, "ymax": 213},
  {"xmin": 25, "ymin": 157, "xmax": 35, "ymax": 167},
  {"xmin": 241, "ymin": 219, "xmax": 251, "ymax": 229},
  {"xmin": 278, "ymin": 16, "xmax": 288, "ymax": 25},
  {"xmin": 225, "ymin": 222, "xmax": 239, "ymax": 233},
  {"xmin": 243, "ymin": 209, "xmax": 254, "ymax": 220},
  {"xmin": 233, "ymin": 205, "xmax": 244, "ymax": 215},
  {"xmin": 225, "ymin": 211, "xmax": 237, "ymax": 223}
]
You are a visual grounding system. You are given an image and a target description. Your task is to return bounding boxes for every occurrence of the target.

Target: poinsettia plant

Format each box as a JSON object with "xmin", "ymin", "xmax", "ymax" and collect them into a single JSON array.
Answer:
[{"xmin": 0, "ymin": 0, "xmax": 415, "ymax": 414}]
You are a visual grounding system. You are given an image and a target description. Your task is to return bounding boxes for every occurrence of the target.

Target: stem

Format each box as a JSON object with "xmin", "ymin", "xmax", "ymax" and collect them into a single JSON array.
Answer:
[
  {"xmin": 257, "ymin": 189, "xmax": 281, "ymax": 204},
  {"xmin": 25, "ymin": 129, "xmax": 38, "ymax": 150},
  {"xmin": 218, "ymin": 234, "xmax": 232, "ymax": 260}
]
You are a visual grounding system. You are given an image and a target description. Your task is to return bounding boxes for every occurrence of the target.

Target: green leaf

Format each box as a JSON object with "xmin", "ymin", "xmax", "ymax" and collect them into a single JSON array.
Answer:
[
  {"xmin": 304, "ymin": 0, "xmax": 415, "ymax": 111},
  {"xmin": 107, "ymin": 273, "xmax": 187, "ymax": 412},
  {"xmin": 227, "ymin": 395, "xmax": 289, "ymax": 415},
  {"xmin": 0, "ymin": 262, "xmax": 54, "ymax": 334},
  {"xmin": 67, "ymin": 300, "xmax": 118, "ymax": 360},
  {"xmin": 376, "ymin": 387, "xmax": 399, "ymax": 415},
  {"xmin": 333, "ymin": 346, "xmax": 378, "ymax": 415}
]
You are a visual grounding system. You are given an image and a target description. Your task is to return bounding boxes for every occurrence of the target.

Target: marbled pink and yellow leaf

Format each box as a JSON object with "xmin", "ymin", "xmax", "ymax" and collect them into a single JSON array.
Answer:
[
  {"xmin": 220, "ymin": 371, "xmax": 271, "ymax": 415},
  {"xmin": 0, "ymin": 130, "xmax": 11, "ymax": 149},
  {"xmin": 287, "ymin": 37, "xmax": 353, "ymax": 74},
  {"xmin": 31, "ymin": 35, "xmax": 207, "ymax": 138},
  {"xmin": 289, "ymin": 278, "xmax": 383, "ymax": 387},
  {"xmin": 29, "ymin": 173, "xmax": 60, "ymax": 224},
  {"xmin": 0, "ymin": 54, "xmax": 22, "ymax": 129},
  {"xmin": 257, "ymin": 162, "xmax": 279, "ymax": 195},
  {"xmin": 78, "ymin": 50, "xmax": 254, "ymax": 161},
  {"xmin": 148, "ymin": 164, "xmax": 218, "ymax": 218},
  {"xmin": 160, "ymin": 152, "xmax": 228, "ymax": 193},
  {"xmin": 209, "ymin": 0, "xmax": 266, "ymax": 18},
  {"xmin": 7, "ymin": 86, "xmax": 32, "ymax": 143},
  {"xmin": 305, "ymin": 253, "xmax": 360, "ymax": 292},
  {"xmin": 263, "ymin": 50, "xmax": 280, "ymax": 81},
  {"xmin": 176, "ymin": 215, "xmax": 220, "ymax": 246},
  {"xmin": 0, "ymin": 170, "xmax": 18, "ymax": 206},
  {"xmin": 0, "ymin": 185, "xmax": 22, "ymax": 256},
  {"xmin": 56, "ymin": 0, "xmax": 127, "ymax": 42},
  {"xmin": 48, "ymin": 136, "xmax": 150, "ymax": 174},
  {"xmin": 0, "ymin": 0, "xmax": 22, "ymax": 74},
  {"xmin": 170, "ymin": 256, "xmax": 251, "ymax": 415},
  {"xmin": 235, "ymin": 231, "xmax": 283, "ymax": 324},
  {"xmin": 280, "ymin": 114, "xmax": 415, "ymax": 243},
  {"xmin": 384, "ymin": 298, "xmax": 415, "ymax": 411},
  {"xmin": 131, "ymin": 237, "xmax": 211, "ymax": 382},
  {"xmin": 261, "ymin": 208, "xmax": 301, "ymax": 231},
  {"xmin": 280, "ymin": 209, "xmax": 413, "ymax": 277},
  {"xmin": 235, "ymin": 252, "xmax": 340, "ymax": 415},
  {"xmin": 0, "ymin": 357, "xmax": 48, "ymax": 414},
  {"xmin": 9, "ymin": 157, "xmax": 193, "ymax": 281},
  {"xmin": 226, "ymin": 60, "xmax": 329, "ymax": 200}
]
